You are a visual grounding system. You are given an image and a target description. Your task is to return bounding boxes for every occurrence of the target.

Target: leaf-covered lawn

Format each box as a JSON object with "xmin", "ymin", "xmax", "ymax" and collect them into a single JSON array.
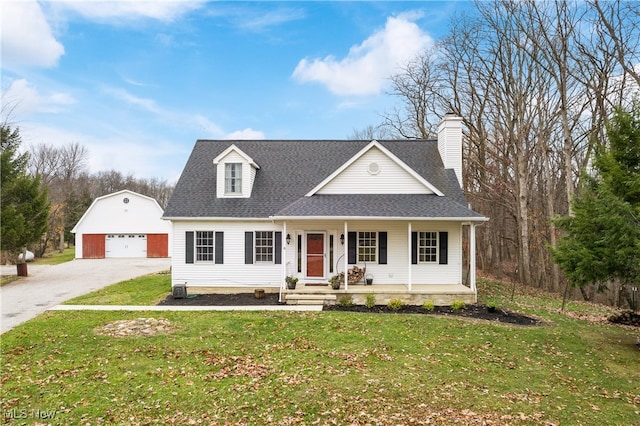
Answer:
[{"xmin": 2, "ymin": 306, "xmax": 638, "ymax": 425}]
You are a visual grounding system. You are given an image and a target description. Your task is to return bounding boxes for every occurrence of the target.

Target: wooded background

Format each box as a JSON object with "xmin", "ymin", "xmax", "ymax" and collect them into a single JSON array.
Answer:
[{"xmin": 353, "ymin": 0, "xmax": 640, "ymax": 305}]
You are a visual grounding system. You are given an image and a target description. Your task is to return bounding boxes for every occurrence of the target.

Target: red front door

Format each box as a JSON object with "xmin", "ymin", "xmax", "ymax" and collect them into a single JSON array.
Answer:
[{"xmin": 306, "ymin": 233, "xmax": 325, "ymax": 278}]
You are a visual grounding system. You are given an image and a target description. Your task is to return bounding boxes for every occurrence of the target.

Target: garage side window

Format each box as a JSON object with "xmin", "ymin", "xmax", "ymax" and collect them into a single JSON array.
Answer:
[{"xmin": 196, "ymin": 231, "xmax": 214, "ymax": 262}]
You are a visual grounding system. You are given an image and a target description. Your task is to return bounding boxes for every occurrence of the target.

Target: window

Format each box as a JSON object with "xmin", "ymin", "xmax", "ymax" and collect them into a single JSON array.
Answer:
[
  {"xmin": 196, "ymin": 231, "xmax": 214, "ymax": 262},
  {"xmin": 255, "ymin": 231, "xmax": 273, "ymax": 262},
  {"xmin": 358, "ymin": 231, "xmax": 377, "ymax": 262},
  {"xmin": 225, "ymin": 163, "xmax": 242, "ymax": 194},
  {"xmin": 418, "ymin": 231, "xmax": 438, "ymax": 262}
]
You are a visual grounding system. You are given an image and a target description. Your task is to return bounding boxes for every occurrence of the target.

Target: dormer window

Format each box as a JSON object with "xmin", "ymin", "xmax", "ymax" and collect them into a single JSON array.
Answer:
[
  {"xmin": 225, "ymin": 163, "xmax": 242, "ymax": 194},
  {"xmin": 213, "ymin": 144, "xmax": 260, "ymax": 198}
]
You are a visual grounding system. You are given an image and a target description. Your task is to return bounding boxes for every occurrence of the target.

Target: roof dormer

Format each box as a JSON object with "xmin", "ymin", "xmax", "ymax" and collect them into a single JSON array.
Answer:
[{"xmin": 213, "ymin": 144, "xmax": 260, "ymax": 198}]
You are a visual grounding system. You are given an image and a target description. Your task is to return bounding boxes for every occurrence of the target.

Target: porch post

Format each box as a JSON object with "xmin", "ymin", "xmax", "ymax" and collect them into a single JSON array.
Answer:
[
  {"xmin": 407, "ymin": 222, "xmax": 412, "ymax": 291},
  {"xmin": 470, "ymin": 223, "xmax": 477, "ymax": 293},
  {"xmin": 282, "ymin": 222, "xmax": 287, "ymax": 291},
  {"xmin": 343, "ymin": 221, "xmax": 348, "ymax": 290}
]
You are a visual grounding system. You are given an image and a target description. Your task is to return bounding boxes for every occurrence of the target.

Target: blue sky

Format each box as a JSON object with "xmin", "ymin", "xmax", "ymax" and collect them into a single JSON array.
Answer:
[{"xmin": 2, "ymin": 1, "xmax": 469, "ymax": 183}]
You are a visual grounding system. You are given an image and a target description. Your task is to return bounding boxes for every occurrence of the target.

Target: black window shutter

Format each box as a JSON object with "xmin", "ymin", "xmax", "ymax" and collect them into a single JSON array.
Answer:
[
  {"xmin": 245, "ymin": 232, "xmax": 253, "ymax": 264},
  {"xmin": 378, "ymin": 232, "xmax": 387, "ymax": 264},
  {"xmin": 185, "ymin": 231, "xmax": 194, "ymax": 264},
  {"xmin": 439, "ymin": 232, "xmax": 448, "ymax": 265},
  {"xmin": 274, "ymin": 231, "xmax": 282, "ymax": 264},
  {"xmin": 215, "ymin": 232, "xmax": 224, "ymax": 264},
  {"xmin": 348, "ymin": 232, "xmax": 357, "ymax": 264},
  {"xmin": 411, "ymin": 232, "xmax": 418, "ymax": 264}
]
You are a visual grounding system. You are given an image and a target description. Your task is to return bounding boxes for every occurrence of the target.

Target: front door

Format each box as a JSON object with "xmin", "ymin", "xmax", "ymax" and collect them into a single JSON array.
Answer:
[{"xmin": 306, "ymin": 233, "xmax": 325, "ymax": 278}]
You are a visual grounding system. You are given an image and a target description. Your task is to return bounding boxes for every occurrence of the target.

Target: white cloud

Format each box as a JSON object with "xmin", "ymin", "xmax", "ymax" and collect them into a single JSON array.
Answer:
[
  {"xmin": 1, "ymin": 0, "xmax": 65, "ymax": 70},
  {"xmin": 3, "ymin": 79, "xmax": 76, "ymax": 116},
  {"xmin": 53, "ymin": 0, "xmax": 205, "ymax": 23},
  {"xmin": 292, "ymin": 12, "xmax": 433, "ymax": 96},
  {"xmin": 103, "ymin": 87, "xmax": 163, "ymax": 115},
  {"xmin": 224, "ymin": 128, "xmax": 265, "ymax": 140},
  {"xmin": 237, "ymin": 8, "xmax": 306, "ymax": 32},
  {"xmin": 193, "ymin": 115, "xmax": 225, "ymax": 138}
]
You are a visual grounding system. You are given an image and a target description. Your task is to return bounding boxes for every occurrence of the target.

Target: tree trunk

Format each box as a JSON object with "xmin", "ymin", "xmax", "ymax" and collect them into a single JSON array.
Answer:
[{"xmin": 516, "ymin": 154, "xmax": 531, "ymax": 286}]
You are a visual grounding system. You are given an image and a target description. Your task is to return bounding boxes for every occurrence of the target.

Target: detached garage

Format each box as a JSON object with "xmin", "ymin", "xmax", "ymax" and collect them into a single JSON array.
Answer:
[{"xmin": 72, "ymin": 190, "xmax": 172, "ymax": 259}]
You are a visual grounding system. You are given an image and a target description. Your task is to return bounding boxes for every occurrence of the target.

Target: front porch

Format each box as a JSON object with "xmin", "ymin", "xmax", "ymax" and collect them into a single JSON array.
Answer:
[{"xmin": 281, "ymin": 282, "xmax": 476, "ymax": 306}]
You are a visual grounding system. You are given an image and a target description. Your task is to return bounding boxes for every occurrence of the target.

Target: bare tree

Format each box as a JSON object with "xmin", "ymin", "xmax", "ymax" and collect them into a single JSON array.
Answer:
[
  {"xmin": 384, "ymin": 0, "xmax": 639, "ymax": 297},
  {"xmin": 591, "ymin": 0, "xmax": 640, "ymax": 88},
  {"xmin": 382, "ymin": 48, "xmax": 449, "ymax": 139},
  {"xmin": 347, "ymin": 124, "xmax": 398, "ymax": 140}
]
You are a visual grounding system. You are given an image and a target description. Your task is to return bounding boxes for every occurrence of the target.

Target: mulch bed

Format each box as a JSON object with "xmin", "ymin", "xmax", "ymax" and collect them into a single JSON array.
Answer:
[
  {"xmin": 158, "ymin": 293, "xmax": 541, "ymax": 326},
  {"xmin": 324, "ymin": 303, "xmax": 542, "ymax": 326},
  {"xmin": 158, "ymin": 292, "xmax": 281, "ymax": 306}
]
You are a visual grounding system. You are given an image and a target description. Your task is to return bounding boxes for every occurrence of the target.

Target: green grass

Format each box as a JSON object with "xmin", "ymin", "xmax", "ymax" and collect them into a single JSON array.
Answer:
[
  {"xmin": 1, "ymin": 276, "xmax": 639, "ymax": 425},
  {"xmin": 0, "ymin": 274, "xmax": 20, "ymax": 286},
  {"xmin": 63, "ymin": 271, "xmax": 171, "ymax": 305},
  {"xmin": 33, "ymin": 247, "xmax": 75, "ymax": 265}
]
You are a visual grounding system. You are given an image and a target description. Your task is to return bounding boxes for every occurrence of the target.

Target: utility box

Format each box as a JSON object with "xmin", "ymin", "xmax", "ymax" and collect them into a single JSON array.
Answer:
[{"xmin": 172, "ymin": 284, "xmax": 187, "ymax": 299}]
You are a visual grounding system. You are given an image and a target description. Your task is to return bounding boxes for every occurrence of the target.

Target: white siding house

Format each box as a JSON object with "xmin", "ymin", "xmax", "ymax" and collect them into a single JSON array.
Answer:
[
  {"xmin": 163, "ymin": 114, "xmax": 487, "ymax": 304},
  {"xmin": 72, "ymin": 190, "xmax": 172, "ymax": 259}
]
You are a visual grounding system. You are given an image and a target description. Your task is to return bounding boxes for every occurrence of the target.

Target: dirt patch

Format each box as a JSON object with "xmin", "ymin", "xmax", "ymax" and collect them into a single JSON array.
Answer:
[
  {"xmin": 158, "ymin": 293, "xmax": 541, "ymax": 326},
  {"xmin": 95, "ymin": 317, "xmax": 174, "ymax": 337}
]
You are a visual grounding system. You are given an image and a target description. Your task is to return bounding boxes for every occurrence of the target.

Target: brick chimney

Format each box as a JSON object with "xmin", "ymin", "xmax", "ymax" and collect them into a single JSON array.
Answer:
[{"xmin": 437, "ymin": 113, "xmax": 463, "ymax": 188}]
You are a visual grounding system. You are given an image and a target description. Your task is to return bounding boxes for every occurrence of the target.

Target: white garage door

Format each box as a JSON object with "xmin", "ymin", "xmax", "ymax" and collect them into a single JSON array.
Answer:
[{"xmin": 105, "ymin": 234, "xmax": 147, "ymax": 258}]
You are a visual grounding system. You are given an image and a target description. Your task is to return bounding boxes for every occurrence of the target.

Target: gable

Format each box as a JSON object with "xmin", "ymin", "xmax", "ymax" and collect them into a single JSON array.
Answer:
[
  {"xmin": 72, "ymin": 190, "xmax": 169, "ymax": 234},
  {"xmin": 213, "ymin": 144, "xmax": 259, "ymax": 198},
  {"xmin": 309, "ymin": 141, "xmax": 443, "ymax": 196}
]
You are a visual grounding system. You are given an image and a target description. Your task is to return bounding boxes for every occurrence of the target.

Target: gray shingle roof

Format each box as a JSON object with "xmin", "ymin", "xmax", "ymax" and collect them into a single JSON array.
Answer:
[
  {"xmin": 273, "ymin": 194, "xmax": 485, "ymax": 218},
  {"xmin": 163, "ymin": 140, "xmax": 485, "ymax": 220}
]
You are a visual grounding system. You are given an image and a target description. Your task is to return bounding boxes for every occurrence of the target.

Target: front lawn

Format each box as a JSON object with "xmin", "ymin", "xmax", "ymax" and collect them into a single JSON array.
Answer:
[
  {"xmin": 2, "ymin": 278, "xmax": 639, "ymax": 425},
  {"xmin": 63, "ymin": 271, "xmax": 171, "ymax": 306}
]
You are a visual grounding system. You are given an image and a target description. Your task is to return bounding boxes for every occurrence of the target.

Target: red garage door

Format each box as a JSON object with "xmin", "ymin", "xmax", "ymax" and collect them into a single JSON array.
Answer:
[
  {"xmin": 83, "ymin": 234, "xmax": 105, "ymax": 258},
  {"xmin": 147, "ymin": 234, "xmax": 168, "ymax": 258}
]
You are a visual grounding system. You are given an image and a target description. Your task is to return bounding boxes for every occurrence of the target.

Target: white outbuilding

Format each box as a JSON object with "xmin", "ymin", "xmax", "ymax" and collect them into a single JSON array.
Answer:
[{"xmin": 71, "ymin": 190, "xmax": 171, "ymax": 259}]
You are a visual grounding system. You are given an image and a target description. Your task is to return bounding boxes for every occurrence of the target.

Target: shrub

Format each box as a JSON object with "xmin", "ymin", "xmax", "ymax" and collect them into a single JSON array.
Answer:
[
  {"xmin": 451, "ymin": 300, "xmax": 466, "ymax": 311},
  {"xmin": 338, "ymin": 295, "xmax": 354, "ymax": 307},
  {"xmin": 365, "ymin": 293, "xmax": 376, "ymax": 309},
  {"xmin": 422, "ymin": 300, "xmax": 435, "ymax": 311},
  {"xmin": 387, "ymin": 298, "xmax": 404, "ymax": 311}
]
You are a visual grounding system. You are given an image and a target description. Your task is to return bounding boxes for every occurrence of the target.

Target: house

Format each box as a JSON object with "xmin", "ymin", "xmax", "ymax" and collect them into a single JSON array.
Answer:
[
  {"xmin": 72, "ymin": 190, "xmax": 171, "ymax": 259},
  {"xmin": 163, "ymin": 114, "xmax": 488, "ymax": 305}
]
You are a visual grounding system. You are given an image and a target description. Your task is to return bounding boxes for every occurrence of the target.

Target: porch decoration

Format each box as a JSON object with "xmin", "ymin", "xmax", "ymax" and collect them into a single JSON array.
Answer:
[
  {"xmin": 329, "ymin": 275, "xmax": 341, "ymax": 290},
  {"xmin": 331, "ymin": 265, "xmax": 366, "ymax": 288},
  {"xmin": 365, "ymin": 273, "xmax": 374, "ymax": 285},
  {"xmin": 347, "ymin": 265, "xmax": 366, "ymax": 284},
  {"xmin": 285, "ymin": 276, "xmax": 299, "ymax": 290}
]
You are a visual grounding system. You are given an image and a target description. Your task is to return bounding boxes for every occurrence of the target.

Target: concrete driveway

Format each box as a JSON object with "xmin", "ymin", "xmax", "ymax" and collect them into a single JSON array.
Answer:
[{"xmin": 0, "ymin": 258, "xmax": 171, "ymax": 334}]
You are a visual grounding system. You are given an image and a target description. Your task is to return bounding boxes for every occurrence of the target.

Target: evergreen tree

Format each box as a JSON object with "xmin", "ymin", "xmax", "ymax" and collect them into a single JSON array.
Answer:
[
  {"xmin": 1, "ymin": 124, "xmax": 50, "ymax": 275},
  {"xmin": 552, "ymin": 105, "xmax": 640, "ymax": 306}
]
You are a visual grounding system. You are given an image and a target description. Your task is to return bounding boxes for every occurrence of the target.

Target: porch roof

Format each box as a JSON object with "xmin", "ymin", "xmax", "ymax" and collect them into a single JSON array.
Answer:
[{"xmin": 271, "ymin": 194, "xmax": 486, "ymax": 221}]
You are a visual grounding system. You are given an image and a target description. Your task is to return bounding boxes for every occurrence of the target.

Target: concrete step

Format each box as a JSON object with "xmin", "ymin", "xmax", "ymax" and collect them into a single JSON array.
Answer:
[{"xmin": 284, "ymin": 294, "xmax": 337, "ymax": 305}]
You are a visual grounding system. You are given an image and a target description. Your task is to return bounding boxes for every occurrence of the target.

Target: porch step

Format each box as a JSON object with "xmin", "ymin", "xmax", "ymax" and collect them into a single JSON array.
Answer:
[{"xmin": 284, "ymin": 294, "xmax": 337, "ymax": 305}]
